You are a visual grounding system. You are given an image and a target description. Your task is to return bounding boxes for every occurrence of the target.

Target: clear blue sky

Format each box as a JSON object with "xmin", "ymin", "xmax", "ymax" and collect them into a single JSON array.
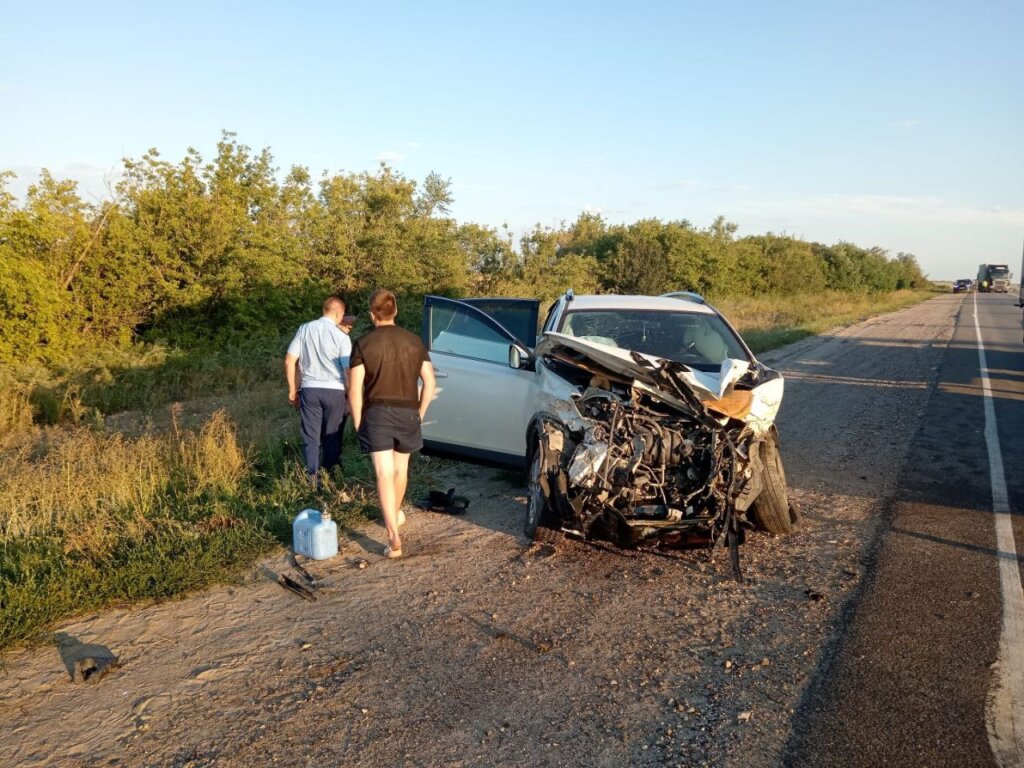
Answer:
[{"xmin": 1, "ymin": 0, "xmax": 1021, "ymax": 278}]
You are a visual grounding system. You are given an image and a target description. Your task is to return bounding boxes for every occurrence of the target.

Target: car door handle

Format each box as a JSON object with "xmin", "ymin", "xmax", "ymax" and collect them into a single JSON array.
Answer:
[{"xmin": 434, "ymin": 370, "xmax": 448, "ymax": 379}]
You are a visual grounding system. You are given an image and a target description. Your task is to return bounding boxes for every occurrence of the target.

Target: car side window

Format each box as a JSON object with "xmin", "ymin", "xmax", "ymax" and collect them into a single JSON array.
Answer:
[
  {"xmin": 429, "ymin": 303, "xmax": 511, "ymax": 366},
  {"xmin": 542, "ymin": 300, "xmax": 560, "ymax": 333}
]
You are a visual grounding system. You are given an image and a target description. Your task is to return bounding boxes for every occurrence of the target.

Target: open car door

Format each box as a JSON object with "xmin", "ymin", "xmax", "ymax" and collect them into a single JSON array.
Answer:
[
  {"xmin": 459, "ymin": 298, "xmax": 541, "ymax": 349},
  {"xmin": 420, "ymin": 296, "xmax": 541, "ymax": 467}
]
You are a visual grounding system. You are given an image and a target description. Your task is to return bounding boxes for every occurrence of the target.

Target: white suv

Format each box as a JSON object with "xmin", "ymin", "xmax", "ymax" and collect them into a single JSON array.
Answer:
[{"xmin": 419, "ymin": 291, "xmax": 796, "ymax": 551}]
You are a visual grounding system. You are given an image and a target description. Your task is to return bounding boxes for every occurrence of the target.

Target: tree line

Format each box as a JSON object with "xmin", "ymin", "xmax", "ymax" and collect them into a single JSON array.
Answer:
[{"xmin": 0, "ymin": 133, "xmax": 927, "ymax": 367}]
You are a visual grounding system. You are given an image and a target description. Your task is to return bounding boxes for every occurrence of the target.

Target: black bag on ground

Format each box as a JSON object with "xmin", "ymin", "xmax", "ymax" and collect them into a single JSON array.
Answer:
[{"xmin": 420, "ymin": 488, "xmax": 470, "ymax": 514}]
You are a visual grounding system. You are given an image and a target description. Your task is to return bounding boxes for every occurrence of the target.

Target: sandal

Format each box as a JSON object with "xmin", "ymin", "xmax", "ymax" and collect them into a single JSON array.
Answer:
[{"xmin": 383, "ymin": 544, "xmax": 403, "ymax": 559}]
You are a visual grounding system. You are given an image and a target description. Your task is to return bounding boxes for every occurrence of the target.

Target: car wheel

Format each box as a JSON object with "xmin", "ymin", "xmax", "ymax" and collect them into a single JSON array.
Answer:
[
  {"xmin": 524, "ymin": 449, "xmax": 548, "ymax": 540},
  {"xmin": 750, "ymin": 429, "xmax": 796, "ymax": 535}
]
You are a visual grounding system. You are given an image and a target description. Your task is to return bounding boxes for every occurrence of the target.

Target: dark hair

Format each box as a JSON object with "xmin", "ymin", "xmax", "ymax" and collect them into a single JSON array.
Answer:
[
  {"xmin": 368, "ymin": 289, "xmax": 397, "ymax": 321},
  {"xmin": 323, "ymin": 295, "xmax": 346, "ymax": 314}
]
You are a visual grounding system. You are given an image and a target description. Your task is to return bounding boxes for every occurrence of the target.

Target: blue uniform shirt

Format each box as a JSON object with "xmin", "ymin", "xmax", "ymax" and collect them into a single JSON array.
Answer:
[{"xmin": 287, "ymin": 316, "xmax": 352, "ymax": 390}]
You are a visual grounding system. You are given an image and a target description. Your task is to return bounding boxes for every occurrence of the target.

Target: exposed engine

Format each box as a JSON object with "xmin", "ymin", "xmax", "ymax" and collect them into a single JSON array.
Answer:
[
  {"xmin": 527, "ymin": 337, "xmax": 786, "ymax": 579},
  {"xmin": 540, "ymin": 386, "xmax": 749, "ymax": 551}
]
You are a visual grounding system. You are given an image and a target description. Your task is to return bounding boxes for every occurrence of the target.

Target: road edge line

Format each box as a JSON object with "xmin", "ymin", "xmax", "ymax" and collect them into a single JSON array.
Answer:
[{"xmin": 975, "ymin": 291, "xmax": 1024, "ymax": 768}]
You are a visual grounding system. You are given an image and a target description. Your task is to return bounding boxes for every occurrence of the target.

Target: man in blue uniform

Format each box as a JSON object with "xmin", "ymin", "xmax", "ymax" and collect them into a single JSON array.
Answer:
[{"xmin": 285, "ymin": 295, "xmax": 352, "ymax": 483}]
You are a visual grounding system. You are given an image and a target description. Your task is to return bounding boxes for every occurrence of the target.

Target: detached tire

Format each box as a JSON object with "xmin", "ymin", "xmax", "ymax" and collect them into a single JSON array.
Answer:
[
  {"xmin": 750, "ymin": 429, "xmax": 797, "ymax": 535},
  {"xmin": 523, "ymin": 449, "xmax": 549, "ymax": 540}
]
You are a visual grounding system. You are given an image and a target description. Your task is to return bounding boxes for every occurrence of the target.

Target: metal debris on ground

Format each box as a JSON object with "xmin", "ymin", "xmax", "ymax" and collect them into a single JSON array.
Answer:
[
  {"xmin": 289, "ymin": 552, "xmax": 319, "ymax": 585},
  {"xmin": 74, "ymin": 655, "xmax": 120, "ymax": 683},
  {"xmin": 278, "ymin": 573, "xmax": 317, "ymax": 602}
]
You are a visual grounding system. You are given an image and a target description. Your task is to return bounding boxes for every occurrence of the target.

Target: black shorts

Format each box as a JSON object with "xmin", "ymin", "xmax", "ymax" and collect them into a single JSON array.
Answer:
[{"xmin": 358, "ymin": 406, "xmax": 423, "ymax": 454}]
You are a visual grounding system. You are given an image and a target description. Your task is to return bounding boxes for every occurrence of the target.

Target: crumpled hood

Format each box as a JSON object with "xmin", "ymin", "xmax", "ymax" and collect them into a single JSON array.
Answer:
[
  {"xmin": 535, "ymin": 332, "xmax": 783, "ymax": 436},
  {"xmin": 535, "ymin": 332, "xmax": 750, "ymax": 400}
]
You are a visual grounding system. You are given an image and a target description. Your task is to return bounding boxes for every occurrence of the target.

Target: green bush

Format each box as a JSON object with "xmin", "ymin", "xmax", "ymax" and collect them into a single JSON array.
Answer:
[{"xmin": 0, "ymin": 133, "xmax": 929, "ymax": 434}]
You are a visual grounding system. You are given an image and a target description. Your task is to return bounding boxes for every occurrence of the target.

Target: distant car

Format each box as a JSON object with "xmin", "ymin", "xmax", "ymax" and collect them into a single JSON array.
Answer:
[{"xmin": 953, "ymin": 279, "xmax": 973, "ymax": 293}]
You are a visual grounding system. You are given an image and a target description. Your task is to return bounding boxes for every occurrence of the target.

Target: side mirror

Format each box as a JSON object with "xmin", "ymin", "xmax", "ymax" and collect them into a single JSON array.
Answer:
[{"xmin": 509, "ymin": 343, "xmax": 532, "ymax": 370}]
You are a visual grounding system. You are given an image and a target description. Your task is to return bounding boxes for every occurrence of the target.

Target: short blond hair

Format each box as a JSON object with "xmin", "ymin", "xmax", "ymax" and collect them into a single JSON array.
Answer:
[
  {"xmin": 323, "ymin": 295, "xmax": 345, "ymax": 314},
  {"xmin": 369, "ymin": 289, "xmax": 397, "ymax": 321}
]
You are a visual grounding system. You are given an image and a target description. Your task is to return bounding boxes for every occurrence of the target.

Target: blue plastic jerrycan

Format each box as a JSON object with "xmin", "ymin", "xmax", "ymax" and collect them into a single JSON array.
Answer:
[{"xmin": 292, "ymin": 509, "xmax": 338, "ymax": 560}]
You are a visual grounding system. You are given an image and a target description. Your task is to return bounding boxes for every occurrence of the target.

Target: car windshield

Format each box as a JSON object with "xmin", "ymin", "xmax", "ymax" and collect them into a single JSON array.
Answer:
[{"xmin": 558, "ymin": 309, "xmax": 750, "ymax": 371}]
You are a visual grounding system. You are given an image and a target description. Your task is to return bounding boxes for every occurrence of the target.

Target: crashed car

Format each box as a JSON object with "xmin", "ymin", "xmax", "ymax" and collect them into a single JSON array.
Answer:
[
  {"xmin": 953, "ymin": 279, "xmax": 973, "ymax": 293},
  {"xmin": 420, "ymin": 291, "xmax": 796, "ymax": 563}
]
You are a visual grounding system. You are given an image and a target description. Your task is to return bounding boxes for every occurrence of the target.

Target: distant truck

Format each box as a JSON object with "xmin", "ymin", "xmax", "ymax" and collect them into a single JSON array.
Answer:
[
  {"xmin": 1019, "ymin": 246, "xmax": 1024, "ymax": 342},
  {"xmin": 1017, "ymin": 244, "xmax": 1023, "ymax": 309},
  {"xmin": 977, "ymin": 263, "xmax": 1011, "ymax": 293}
]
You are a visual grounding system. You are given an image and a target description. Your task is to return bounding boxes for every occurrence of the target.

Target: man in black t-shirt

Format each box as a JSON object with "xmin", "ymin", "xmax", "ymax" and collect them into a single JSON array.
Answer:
[{"xmin": 348, "ymin": 289, "xmax": 436, "ymax": 559}]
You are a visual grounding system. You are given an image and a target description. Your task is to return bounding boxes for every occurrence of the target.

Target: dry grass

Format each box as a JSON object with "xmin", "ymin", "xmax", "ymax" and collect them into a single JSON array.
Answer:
[
  {"xmin": 0, "ymin": 398, "xmax": 411, "ymax": 649},
  {"xmin": 715, "ymin": 289, "xmax": 937, "ymax": 352},
  {"xmin": 173, "ymin": 408, "xmax": 248, "ymax": 496},
  {"xmin": 0, "ymin": 386, "xmax": 33, "ymax": 447},
  {"xmin": 0, "ymin": 410, "xmax": 245, "ymax": 548}
]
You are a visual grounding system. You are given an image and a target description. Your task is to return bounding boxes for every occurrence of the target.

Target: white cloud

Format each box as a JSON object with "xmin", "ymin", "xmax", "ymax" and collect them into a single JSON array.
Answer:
[
  {"xmin": 655, "ymin": 180, "xmax": 753, "ymax": 194},
  {"xmin": 375, "ymin": 149, "xmax": 405, "ymax": 164},
  {"xmin": 708, "ymin": 182, "xmax": 751, "ymax": 193},
  {"xmin": 655, "ymin": 179, "xmax": 700, "ymax": 191},
  {"xmin": 3, "ymin": 162, "xmax": 121, "ymax": 202},
  {"xmin": 745, "ymin": 193, "xmax": 1024, "ymax": 227}
]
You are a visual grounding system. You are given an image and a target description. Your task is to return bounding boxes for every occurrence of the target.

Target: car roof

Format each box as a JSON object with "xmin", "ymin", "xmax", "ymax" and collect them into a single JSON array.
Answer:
[{"xmin": 563, "ymin": 294, "xmax": 716, "ymax": 316}]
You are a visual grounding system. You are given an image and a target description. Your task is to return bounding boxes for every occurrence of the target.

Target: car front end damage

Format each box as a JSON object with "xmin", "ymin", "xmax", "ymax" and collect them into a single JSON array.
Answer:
[{"xmin": 526, "ymin": 334, "xmax": 789, "ymax": 576}]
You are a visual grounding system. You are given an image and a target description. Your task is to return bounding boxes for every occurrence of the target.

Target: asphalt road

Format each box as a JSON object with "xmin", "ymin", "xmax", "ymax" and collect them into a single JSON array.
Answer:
[{"xmin": 784, "ymin": 291, "xmax": 1024, "ymax": 767}]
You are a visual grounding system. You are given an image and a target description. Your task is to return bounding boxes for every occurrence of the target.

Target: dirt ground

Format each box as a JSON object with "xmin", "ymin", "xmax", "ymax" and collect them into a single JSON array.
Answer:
[{"xmin": 0, "ymin": 294, "xmax": 962, "ymax": 768}]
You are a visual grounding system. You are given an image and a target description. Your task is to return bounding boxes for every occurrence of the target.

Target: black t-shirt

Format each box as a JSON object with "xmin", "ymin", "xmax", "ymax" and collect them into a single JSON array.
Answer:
[{"xmin": 350, "ymin": 325, "xmax": 431, "ymax": 409}]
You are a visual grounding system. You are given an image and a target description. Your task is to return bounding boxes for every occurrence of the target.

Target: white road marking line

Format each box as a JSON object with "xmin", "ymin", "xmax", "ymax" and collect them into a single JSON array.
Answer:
[{"xmin": 975, "ymin": 292, "xmax": 1024, "ymax": 768}]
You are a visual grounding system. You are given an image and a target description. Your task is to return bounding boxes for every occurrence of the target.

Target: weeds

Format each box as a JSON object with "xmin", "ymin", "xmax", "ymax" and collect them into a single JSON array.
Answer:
[
  {"xmin": 0, "ymin": 338, "xmax": 285, "ymax": 442},
  {"xmin": 0, "ymin": 386, "xmax": 33, "ymax": 447},
  {"xmin": 0, "ymin": 403, "xmax": 412, "ymax": 650},
  {"xmin": 717, "ymin": 288, "xmax": 937, "ymax": 353}
]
